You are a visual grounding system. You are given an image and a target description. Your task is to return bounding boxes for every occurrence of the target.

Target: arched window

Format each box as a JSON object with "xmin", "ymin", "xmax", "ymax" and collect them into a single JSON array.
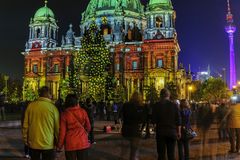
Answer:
[
  {"xmin": 103, "ymin": 28, "xmax": 109, "ymax": 35},
  {"xmin": 54, "ymin": 64, "xmax": 59, "ymax": 73},
  {"xmin": 101, "ymin": 25, "xmax": 112, "ymax": 36},
  {"xmin": 157, "ymin": 59, "xmax": 163, "ymax": 68},
  {"xmin": 51, "ymin": 29, "xmax": 54, "ymax": 39},
  {"xmin": 36, "ymin": 28, "xmax": 41, "ymax": 38},
  {"xmin": 156, "ymin": 17, "xmax": 163, "ymax": 28},
  {"xmin": 132, "ymin": 61, "xmax": 138, "ymax": 70},
  {"xmin": 127, "ymin": 29, "xmax": 132, "ymax": 40},
  {"xmin": 33, "ymin": 64, "xmax": 38, "ymax": 73}
]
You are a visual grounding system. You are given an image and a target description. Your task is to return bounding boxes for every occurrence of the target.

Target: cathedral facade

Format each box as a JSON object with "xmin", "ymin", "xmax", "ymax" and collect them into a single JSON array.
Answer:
[{"xmin": 22, "ymin": 0, "xmax": 188, "ymax": 100}]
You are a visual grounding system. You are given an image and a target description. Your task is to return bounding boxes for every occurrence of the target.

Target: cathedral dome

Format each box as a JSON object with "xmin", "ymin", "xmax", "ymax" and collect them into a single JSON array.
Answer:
[
  {"xmin": 34, "ymin": 1, "xmax": 55, "ymax": 19},
  {"xmin": 96, "ymin": 0, "xmax": 143, "ymax": 13},
  {"xmin": 82, "ymin": 0, "xmax": 144, "ymax": 21},
  {"xmin": 150, "ymin": 0, "xmax": 170, "ymax": 4},
  {"xmin": 149, "ymin": 0, "xmax": 173, "ymax": 10}
]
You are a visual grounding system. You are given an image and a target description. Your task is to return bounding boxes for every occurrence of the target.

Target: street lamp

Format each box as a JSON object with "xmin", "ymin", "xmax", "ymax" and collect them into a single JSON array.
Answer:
[
  {"xmin": 3, "ymin": 75, "xmax": 9, "ymax": 102},
  {"xmin": 188, "ymin": 85, "xmax": 193, "ymax": 101},
  {"xmin": 233, "ymin": 85, "xmax": 237, "ymax": 94}
]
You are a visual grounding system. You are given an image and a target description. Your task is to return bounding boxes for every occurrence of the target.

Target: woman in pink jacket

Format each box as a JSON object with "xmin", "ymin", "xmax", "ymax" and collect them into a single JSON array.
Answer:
[{"xmin": 57, "ymin": 94, "xmax": 91, "ymax": 160}]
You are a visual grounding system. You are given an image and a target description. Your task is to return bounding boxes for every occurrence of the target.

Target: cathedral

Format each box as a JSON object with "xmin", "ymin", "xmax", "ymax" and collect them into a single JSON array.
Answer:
[{"xmin": 22, "ymin": 0, "xmax": 189, "ymax": 101}]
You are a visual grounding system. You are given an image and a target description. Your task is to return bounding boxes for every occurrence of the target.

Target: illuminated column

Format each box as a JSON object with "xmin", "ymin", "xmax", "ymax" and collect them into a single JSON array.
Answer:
[
  {"xmin": 228, "ymin": 31, "xmax": 236, "ymax": 89},
  {"xmin": 225, "ymin": 0, "xmax": 236, "ymax": 89},
  {"xmin": 137, "ymin": 79, "xmax": 140, "ymax": 92},
  {"xmin": 131, "ymin": 78, "xmax": 134, "ymax": 95}
]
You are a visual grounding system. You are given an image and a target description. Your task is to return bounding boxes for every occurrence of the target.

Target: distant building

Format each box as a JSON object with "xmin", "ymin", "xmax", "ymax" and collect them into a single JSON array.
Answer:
[
  {"xmin": 196, "ymin": 72, "xmax": 211, "ymax": 82},
  {"xmin": 22, "ymin": 0, "xmax": 189, "ymax": 100},
  {"xmin": 196, "ymin": 66, "xmax": 211, "ymax": 82}
]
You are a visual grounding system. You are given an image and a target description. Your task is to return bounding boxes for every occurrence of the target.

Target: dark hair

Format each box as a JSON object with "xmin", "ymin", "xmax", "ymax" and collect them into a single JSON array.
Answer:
[
  {"xmin": 65, "ymin": 94, "xmax": 79, "ymax": 108},
  {"xmin": 39, "ymin": 86, "xmax": 50, "ymax": 97},
  {"xmin": 86, "ymin": 98, "xmax": 91, "ymax": 104},
  {"xmin": 160, "ymin": 88, "xmax": 170, "ymax": 98},
  {"xmin": 129, "ymin": 91, "xmax": 143, "ymax": 106}
]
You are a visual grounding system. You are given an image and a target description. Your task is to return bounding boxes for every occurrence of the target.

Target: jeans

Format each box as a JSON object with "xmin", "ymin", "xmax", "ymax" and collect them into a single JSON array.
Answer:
[
  {"xmin": 30, "ymin": 149, "xmax": 54, "ymax": 160},
  {"xmin": 156, "ymin": 136, "xmax": 176, "ymax": 160},
  {"xmin": 89, "ymin": 122, "xmax": 95, "ymax": 143},
  {"xmin": 65, "ymin": 148, "xmax": 88, "ymax": 160},
  {"xmin": 178, "ymin": 139, "xmax": 189, "ymax": 160},
  {"xmin": 0, "ymin": 107, "xmax": 5, "ymax": 120},
  {"xmin": 24, "ymin": 145, "xmax": 31, "ymax": 156},
  {"xmin": 120, "ymin": 137, "xmax": 140, "ymax": 160},
  {"xmin": 229, "ymin": 128, "xmax": 240, "ymax": 152}
]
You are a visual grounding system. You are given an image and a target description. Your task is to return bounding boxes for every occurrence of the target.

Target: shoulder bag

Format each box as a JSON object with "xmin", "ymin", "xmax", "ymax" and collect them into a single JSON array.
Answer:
[{"xmin": 67, "ymin": 110, "xmax": 88, "ymax": 136}]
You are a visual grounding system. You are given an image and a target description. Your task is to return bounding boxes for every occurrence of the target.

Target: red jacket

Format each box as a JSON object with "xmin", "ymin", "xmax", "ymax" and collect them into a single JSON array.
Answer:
[{"xmin": 57, "ymin": 105, "xmax": 91, "ymax": 151}]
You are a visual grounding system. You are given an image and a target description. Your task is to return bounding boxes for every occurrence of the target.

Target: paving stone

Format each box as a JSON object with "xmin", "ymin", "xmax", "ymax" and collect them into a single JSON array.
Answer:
[{"xmin": 0, "ymin": 121, "xmax": 240, "ymax": 160}]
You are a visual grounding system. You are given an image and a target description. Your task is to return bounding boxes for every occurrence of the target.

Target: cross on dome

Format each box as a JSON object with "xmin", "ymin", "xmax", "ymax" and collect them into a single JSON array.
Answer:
[{"xmin": 45, "ymin": 0, "xmax": 48, "ymax": 7}]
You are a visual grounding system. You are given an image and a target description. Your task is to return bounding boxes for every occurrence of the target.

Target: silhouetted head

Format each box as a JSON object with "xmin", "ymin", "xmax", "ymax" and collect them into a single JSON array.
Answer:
[
  {"xmin": 160, "ymin": 88, "xmax": 170, "ymax": 100},
  {"xmin": 129, "ymin": 91, "xmax": 143, "ymax": 106},
  {"xmin": 86, "ymin": 98, "xmax": 91, "ymax": 104},
  {"xmin": 38, "ymin": 86, "xmax": 50, "ymax": 98},
  {"xmin": 65, "ymin": 94, "xmax": 79, "ymax": 108}
]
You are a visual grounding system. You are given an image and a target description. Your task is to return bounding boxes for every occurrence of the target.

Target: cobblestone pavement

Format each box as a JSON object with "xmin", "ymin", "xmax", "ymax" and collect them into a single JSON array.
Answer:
[{"xmin": 0, "ymin": 121, "xmax": 240, "ymax": 160}]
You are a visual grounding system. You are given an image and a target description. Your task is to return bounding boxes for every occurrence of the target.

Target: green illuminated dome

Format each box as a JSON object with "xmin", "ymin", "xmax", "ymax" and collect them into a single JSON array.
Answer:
[
  {"xmin": 34, "ymin": 1, "xmax": 55, "ymax": 19},
  {"xmin": 82, "ymin": 0, "xmax": 144, "ymax": 21},
  {"xmin": 150, "ymin": 0, "xmax": 171, "ymax": 5},
  {"xmin": 149, "ymin": 0, "xmax": 173, "ymax": 10}
]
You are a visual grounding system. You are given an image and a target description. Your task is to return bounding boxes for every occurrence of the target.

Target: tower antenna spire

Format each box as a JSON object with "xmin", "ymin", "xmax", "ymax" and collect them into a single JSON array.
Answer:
[
  {"xmin": 227, "ymin": 0, "xmax": 231, "ymax": 14},
  {"xmin": 226, "ymin": 0, "xmax": 233, "ymax": 23}
]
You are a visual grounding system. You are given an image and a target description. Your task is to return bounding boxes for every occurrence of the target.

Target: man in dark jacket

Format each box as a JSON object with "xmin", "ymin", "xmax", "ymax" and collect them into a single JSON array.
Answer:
[
  {"xmin": 152, "ymin": 88, "xmax": 181, "ymax": 160},
  {"xmin": 83, "ymin": 98, "xmax": 95, "ymax": 144}
]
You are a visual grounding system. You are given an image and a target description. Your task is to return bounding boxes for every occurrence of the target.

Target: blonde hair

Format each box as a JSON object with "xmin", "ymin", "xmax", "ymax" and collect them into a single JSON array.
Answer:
[{"xmin": 180, "ymin": 99, "xmax": 190, "ymax": 109}]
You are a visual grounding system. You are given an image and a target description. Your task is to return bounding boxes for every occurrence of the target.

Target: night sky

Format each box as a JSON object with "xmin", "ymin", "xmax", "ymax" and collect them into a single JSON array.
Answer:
[{"xmin": 1, "ymin": 0, "xmax": 240, "ymax": 83}]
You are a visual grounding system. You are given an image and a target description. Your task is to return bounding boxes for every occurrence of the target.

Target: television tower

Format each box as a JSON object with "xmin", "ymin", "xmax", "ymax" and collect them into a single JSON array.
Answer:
[{"xmin": 225, "ymin": 0, "xmax": 236, "ymax": 89}]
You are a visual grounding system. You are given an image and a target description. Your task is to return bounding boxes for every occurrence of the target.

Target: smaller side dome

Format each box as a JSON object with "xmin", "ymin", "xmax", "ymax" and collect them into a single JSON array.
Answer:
[{"xmin": 34, "ymin": 1, "xmax": 55, "ymax": 19}]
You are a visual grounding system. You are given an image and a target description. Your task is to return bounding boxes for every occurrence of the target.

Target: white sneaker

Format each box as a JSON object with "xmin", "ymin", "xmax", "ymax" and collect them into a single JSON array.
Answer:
[{"xmin": 25, "ymin": 154, "xmax": 31, "ymax": 159}]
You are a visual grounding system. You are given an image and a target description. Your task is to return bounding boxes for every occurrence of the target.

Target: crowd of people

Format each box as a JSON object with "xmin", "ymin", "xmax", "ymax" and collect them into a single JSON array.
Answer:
[
  {"xmin": 20, "ymin": 86, "xmax": 189, "ymax": 160},
  {"xmin": 20, "ymin": 85, "xmax": 240, "ymax": 160}
]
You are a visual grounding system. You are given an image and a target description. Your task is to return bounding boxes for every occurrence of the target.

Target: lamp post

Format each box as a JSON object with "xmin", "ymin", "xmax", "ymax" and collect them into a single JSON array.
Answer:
[
  {"xmin": 233, "ymin": 85, "xmax": 237, "ymax": 95},
  {"xmin": 4, "ymin": 75, "xmax": 9, "ymax": 102}
]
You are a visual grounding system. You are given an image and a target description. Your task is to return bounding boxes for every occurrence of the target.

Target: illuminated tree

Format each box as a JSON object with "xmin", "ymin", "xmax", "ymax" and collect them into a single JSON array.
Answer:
[
  {"xmin": 113, "ymin": 86, "xmax": 127, "ymax": 103},
  {"xmin": 59, "ymin": 78, "xmax": 71, "ymax": 100},
  {"xmin": 9, "ymin": 87, "xmax": 21, "ymax": 104},
  {"xmin": 75, "ymin": 22, "xmax": 110, "ymax": 100},
  {"xmin": 24, "ymin": 86, "xmax": 38, "ymax": 101},
  {"xmin": 201, "ymin": 78, "xmax": 229, "ymax": 103},
  {"xmin": 166, "ymin": 81, "xmax": 179, "ymax": 100},
  {"xmin": 145, "ymin": 84, "xmax": 159, "ymax": 104}
]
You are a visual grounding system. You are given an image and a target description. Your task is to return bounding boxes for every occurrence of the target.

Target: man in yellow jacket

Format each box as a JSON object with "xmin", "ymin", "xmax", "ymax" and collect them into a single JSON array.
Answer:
[
  {"xmin": 227, "ymin": 99, "xmax": 240, "ymax": 153},
  {"xmin": 22, "ymin": 86, "xmax": 59, "ymax": 160}
]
